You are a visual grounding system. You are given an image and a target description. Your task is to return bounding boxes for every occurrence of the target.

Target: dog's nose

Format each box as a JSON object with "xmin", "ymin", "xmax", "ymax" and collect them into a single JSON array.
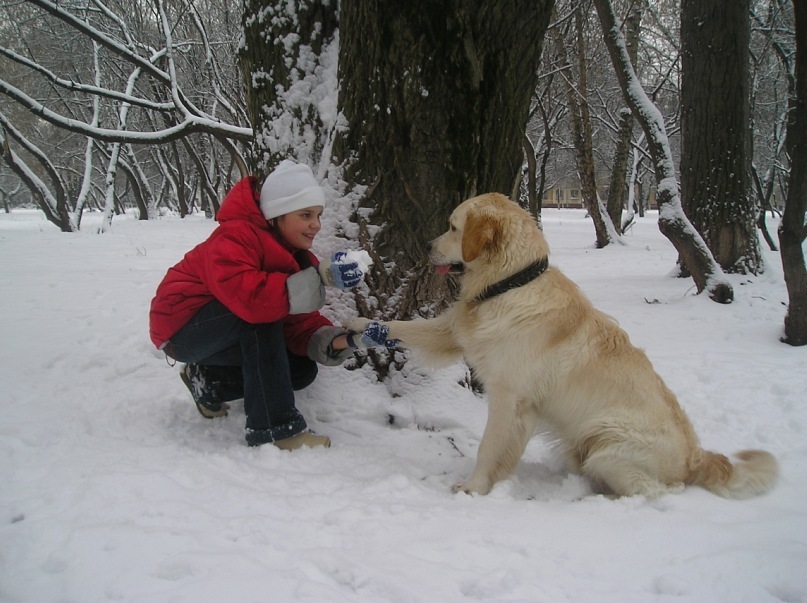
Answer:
[{"xmin": 426, "ymin": 241, "xmax": 433, "ymax": 252}]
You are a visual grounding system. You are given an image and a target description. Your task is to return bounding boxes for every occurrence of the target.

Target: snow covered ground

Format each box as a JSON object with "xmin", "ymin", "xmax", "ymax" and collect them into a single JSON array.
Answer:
[{"xmin": 1, "ymin": 207, "xmax": 805, "ymax": 602}]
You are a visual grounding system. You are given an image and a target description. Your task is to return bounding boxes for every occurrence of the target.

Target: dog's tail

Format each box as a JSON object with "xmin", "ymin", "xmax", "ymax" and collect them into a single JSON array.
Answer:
[{"xmin": 688, "ymin": 449, "xmax": 778, "ymax": 499}]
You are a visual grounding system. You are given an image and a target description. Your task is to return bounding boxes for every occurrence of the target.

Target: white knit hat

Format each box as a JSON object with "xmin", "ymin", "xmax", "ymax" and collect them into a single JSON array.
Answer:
[{"xmin": 259, "ymin": 160, "xmax": 326, "ymax": 220}]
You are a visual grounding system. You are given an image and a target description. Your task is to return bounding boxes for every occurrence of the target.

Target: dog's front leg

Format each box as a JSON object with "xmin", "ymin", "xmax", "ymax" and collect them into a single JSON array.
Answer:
[
  {"xmin": 453, "ymin": 392, "xmax": 537, "ymax": 495},
  {"xmin": 345, "ymin": 314, "xmax": 462, "ymax": 365}
]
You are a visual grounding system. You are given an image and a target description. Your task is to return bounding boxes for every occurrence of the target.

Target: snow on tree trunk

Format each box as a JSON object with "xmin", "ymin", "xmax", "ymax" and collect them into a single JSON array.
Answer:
[
  {"xmin": 98, "ymin": 141, "xmax": 122, "ymax": 233},
  {"xmin": 605, "ymin": 5, "xmax": 640, "ymax": 234},
  {"xmin": 240, "ymin": 0, "xmax": 339, "ymax": 177},
  {"xmin": 593, "ymin": 0, "xmax": 734, "ymax": 303},
  {"xmin": 75, "ymin": 42, "xmax": 102, "ymax": 230}
]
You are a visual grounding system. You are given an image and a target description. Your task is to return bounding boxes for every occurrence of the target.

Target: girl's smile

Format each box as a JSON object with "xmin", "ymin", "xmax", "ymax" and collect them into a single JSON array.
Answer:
[{"xmin": 272, "ymin": 206, "xmax": 324, "ymax": 251}]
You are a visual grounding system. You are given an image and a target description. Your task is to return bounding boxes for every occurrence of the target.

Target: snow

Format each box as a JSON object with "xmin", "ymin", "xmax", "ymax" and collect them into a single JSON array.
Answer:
[
  {"xmin": 339, "ymin": 249, "xmax": 373, "ymax": 274},
  {"xmin": 1, "ymin": 207, "xmax": 806, "ymax": 603}
]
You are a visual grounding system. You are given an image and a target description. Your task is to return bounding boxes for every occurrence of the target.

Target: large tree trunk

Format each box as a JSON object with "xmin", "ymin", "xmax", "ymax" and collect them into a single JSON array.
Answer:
[
  {"xmin": 593, "ymin": 0, "xmax": 733, "ymax": 303},
  {"xmin": 335, "ymin": 0, "xmax": 555, "ymax": 329},
  {"xmin": 680, "ymin": 0, "xmax": 760, "ymax": 274},
  {"xmin": 779, "ymin": 0, "xmax": 807, "ymax": 346},
  {"xmin": 240, "ymin": 0, "xmax": 338, "ymax": 175}
]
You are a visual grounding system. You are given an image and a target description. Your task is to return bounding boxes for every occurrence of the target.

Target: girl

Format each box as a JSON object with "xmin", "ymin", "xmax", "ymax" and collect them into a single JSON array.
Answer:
[{"xmin": 149, "ymin": 160, "xmax": 388, "ymax": 449}]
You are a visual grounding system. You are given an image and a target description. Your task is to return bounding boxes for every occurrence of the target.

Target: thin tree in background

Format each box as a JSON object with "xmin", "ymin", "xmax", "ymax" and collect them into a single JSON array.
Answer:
[
  {"xmin": 680, "ymin": 0, "xmax": 761, "ymax": 274},
  {"xmin": 593, "ymin": 0, "xmax": 734, "ymax": 303},
  {"xmin": 749, "ymin": 1, "xmax": 792, "ymax": 252},
  {"xmin": 522, "ymin": 85, "xmax": 567, "ymax": 219},
  {"xmin": 551, "ymin": 3, "xmax": 617, "ymax": 247},
  {"xmin": 779, "ymin": 0, "xmax": 807, "ymax": 345},
  {"xmin": 605, "ymin": 1, "xmax": 641, "ymax": 233}
]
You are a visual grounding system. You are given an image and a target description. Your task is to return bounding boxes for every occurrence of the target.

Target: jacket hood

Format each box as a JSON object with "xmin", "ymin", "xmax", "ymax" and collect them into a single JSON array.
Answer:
[{"xmin": 215, "ymin": 177, "xmax": 267, "ymax": 229}]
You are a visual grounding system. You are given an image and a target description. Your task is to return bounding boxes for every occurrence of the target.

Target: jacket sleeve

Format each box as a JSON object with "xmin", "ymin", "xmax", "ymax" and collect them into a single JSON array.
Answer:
[{"xmin": 283, "ymin": 313, "xmax": 337, "ymax": 358}]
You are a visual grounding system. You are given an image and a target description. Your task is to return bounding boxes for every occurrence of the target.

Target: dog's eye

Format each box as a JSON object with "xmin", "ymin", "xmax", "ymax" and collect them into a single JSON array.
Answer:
[{"xmin": 450, "ymin": 224, "xmax": 457, "ymax": 232}]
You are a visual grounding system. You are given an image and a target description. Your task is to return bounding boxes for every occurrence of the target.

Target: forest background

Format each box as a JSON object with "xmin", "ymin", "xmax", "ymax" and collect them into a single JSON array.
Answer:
[
  {"xmin": 0, "ymin": 0, "xmax": 804, "ymax": 348},
  {"xmin": 2, "ymin": 3, "xmax": 807, "ymax": 599}
]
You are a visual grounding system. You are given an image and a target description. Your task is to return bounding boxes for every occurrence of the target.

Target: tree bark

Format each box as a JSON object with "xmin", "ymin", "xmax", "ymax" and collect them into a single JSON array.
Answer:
[
  {"xmin": 523, "ymin": 135, "xmax": 539, "ymax": 217},
  {"xmin": 779, "ymin": 0, "xmax": 807, "ymax": 345},
  {"xmin": 607, "ymin": 108, "xmax": 633, "ymax": 233},
  {"xmin": 240, "ymin": 0, "xmax": 338, "ymax": 175},
  {"xmin": 335, "ymin": 0, "xmax": 555, "ymax": 329},
  {"xmin": 680, "ymin": 0, "xmax": 760, "ymax": 274},
  {"xmin": 593, "ymin": 0, "xmax": 734, "ymax": 303}
]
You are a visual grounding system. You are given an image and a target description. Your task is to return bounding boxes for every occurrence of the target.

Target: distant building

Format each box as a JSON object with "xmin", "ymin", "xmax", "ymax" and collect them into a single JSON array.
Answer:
[{"xmin": 540, "ymin": 178, "xmax": 656, "ymax": 211}]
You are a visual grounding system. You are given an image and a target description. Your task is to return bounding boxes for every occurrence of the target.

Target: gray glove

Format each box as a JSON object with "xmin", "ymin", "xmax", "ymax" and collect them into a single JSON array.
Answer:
[
  {"xmin": 307, "ymin": 326, "xmax": 354, "ymax": 366},
  {"xmin": 286, "ymin": 267, "xmax": 325, "ymax": 314}
]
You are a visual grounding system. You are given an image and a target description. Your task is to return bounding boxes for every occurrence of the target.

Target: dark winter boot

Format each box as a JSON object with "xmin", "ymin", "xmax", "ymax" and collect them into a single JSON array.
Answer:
[
  {"xmin": 180, "ymin": 364, "xmax": 231, "ymax": 419},
  {"xmin": 202, "ymin": 365, "xmax": 244, "ymax": 403}
]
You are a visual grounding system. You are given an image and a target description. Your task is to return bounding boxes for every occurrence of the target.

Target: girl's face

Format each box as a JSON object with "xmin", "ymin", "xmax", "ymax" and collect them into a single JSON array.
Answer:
[{"xmin": 273, "ymin": 206, "xmax": 324, "ymax": 250}]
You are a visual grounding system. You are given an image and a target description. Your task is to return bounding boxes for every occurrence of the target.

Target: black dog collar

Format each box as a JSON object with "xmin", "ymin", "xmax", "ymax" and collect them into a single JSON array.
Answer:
[{"xmin": 473, "ymin": 257, "xmax": 549, "ymax": 303}]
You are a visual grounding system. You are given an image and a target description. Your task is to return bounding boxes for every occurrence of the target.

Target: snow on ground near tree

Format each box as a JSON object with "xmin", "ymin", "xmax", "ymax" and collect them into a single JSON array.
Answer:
[{"xmin": 1, "ymin": 208, "xmax": 805, "ymax": 603}]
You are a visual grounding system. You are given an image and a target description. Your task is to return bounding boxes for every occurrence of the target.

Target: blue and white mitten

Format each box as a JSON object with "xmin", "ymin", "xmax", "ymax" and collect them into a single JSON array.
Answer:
[
  {"xmin": 318, "ymin": 251, "xmax": 368, "ymax": 289},
  {"xmin": 347, "ymin": 321, "xmax": 398, "ymax": 349}
]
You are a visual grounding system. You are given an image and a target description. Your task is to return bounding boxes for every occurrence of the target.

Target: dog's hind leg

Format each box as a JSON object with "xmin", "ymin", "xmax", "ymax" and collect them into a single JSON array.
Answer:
[
  {"xmin": 453, "ymin": 395, "xmax": 539, "ymax": 495},
  {"xmin": 582, "ymin": 448, "xmax": 683, "ymax": 498}
]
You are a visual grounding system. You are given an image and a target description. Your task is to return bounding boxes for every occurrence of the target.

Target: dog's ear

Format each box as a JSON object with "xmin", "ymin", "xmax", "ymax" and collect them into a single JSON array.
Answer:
[{"xmin": 462, "ymin": 211, "xmax": 501, "ymax": 262}]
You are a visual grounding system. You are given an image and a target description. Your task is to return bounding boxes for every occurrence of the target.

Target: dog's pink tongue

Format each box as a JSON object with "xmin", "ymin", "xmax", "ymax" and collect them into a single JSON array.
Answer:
[{"xmin": 436, "ymin": 265, "xmax": 451, "ymax": 276}]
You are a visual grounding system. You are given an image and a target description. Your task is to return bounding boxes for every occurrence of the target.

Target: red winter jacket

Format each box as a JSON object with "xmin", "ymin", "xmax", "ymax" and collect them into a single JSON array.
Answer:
[{"xmin": 149, "ymin": 176, "xmax": 333, "ymax": 357}]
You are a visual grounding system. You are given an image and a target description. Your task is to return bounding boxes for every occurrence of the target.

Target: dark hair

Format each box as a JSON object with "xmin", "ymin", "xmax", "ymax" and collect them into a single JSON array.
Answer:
[{"xmin": 265, "ymin": 215, "xmax": 285, "ymax": 240}]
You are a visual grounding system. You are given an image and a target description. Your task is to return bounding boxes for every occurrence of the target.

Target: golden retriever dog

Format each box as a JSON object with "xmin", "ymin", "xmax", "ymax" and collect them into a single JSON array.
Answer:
[{"xmin": 348, "ymin": 193, "xmax": 778, "ymax": 498}]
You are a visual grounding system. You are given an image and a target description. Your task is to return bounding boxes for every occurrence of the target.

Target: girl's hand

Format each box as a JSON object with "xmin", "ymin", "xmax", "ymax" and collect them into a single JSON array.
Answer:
[{"xmin": 318, "ymin": 251, "xmax": 365, "ymax": 289}]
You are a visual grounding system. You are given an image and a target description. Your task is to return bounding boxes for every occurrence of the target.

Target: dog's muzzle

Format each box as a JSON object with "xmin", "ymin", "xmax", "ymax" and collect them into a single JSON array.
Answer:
[
  {"xmin": 434, "ymin": 262, "xmax": 464, "ymax": 276},
  {"xmin": 427, "ymin": 240, "xmax": 464, "ymax": 275}
]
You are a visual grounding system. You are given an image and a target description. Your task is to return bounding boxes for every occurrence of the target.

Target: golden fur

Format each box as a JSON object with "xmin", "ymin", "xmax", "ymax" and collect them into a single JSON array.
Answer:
[{"xmin": 349, "ymin": 193, "xmax": 778, "ymax": 498}]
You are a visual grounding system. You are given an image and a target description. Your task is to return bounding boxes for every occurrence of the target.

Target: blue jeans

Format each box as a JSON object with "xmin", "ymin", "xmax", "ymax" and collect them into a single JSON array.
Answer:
[{"xmin": 165, "ymin": 300, "xmax": 317, "ymax": 446}]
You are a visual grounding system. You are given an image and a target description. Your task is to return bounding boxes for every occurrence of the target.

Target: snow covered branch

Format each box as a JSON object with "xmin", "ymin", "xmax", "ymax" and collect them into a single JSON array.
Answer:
[
  {"xmin": 592, "ymin": 0, "xmax": 734, "ymax": 303},
  {"xmin": 0, "ymin": 0, "xmax": 252, "ymax": 230}
]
